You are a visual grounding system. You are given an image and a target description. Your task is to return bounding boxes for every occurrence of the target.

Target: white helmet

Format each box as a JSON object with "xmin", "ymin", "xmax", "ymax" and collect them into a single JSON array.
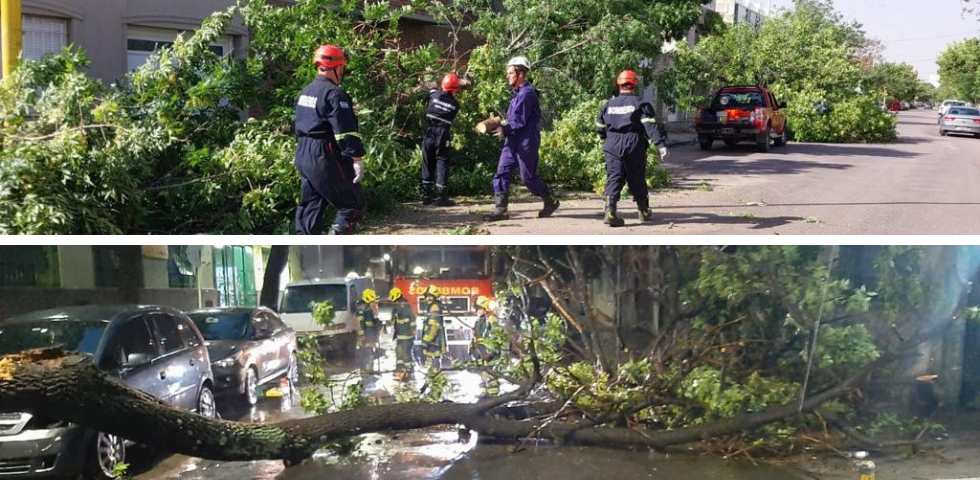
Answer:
[{"xmin": 507, "ymin": 56, "xmax": 532, "ymax": 71}]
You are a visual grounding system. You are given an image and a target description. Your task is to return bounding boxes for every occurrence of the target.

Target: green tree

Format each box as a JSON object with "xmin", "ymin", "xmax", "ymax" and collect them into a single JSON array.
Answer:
[
  {"xmin": 861, "ymin": 62, "xmax": 922, "ymax": 103},
  {"xmin": 937, "ymin": 38, "xmax": 980, "ymax": 104},
  {"xmin": 663, "ymin": 0, "xmax": 897, "ymax": 143}
]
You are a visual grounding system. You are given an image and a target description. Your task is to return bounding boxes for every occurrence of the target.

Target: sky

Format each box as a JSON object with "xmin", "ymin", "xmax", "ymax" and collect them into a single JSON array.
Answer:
[{"xmin": 769, "ymin": 0, "xmax": 980, "ymax": 84}]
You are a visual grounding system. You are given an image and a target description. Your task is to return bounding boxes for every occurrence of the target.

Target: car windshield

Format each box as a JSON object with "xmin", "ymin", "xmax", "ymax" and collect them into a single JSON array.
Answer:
[
  {"xmin": 188, "ymin": 312, "xmax": 253, "ymax": 340},
  {"xmin": 714, "ymin": 91, "xmax": 765, "ymax": 108},
  {"xmin": 0, "ymin": 320, "xmax": 106, "ymax": 356},
  {"xmin": 281, "ymin": 284, "xmax": 348, "ymax": 313},
  {"xmin": 948, "ymin": 108, "xmax": 979, "ymax": 116},
  {"xmin": 946, "ymin": 102, "xmax": 966, "ymax": 107}
]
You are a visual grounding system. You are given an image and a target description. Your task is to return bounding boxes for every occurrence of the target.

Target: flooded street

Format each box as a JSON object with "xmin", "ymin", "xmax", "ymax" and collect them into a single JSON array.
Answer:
[{"xmin": 134, "ymin": 339, "xmax": 802, "ymax": 480}]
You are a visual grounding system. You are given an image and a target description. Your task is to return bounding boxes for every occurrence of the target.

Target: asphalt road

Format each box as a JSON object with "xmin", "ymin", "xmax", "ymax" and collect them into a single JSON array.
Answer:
[{"xmin": 375, "ymin": 110, "xmax": 980, "ymax": 235}]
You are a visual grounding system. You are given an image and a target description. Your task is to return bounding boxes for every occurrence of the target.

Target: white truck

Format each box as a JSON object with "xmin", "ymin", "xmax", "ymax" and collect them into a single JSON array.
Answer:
[{"xmin": 278, "ymin": 276, "xmax": 376, "ymax": 357}]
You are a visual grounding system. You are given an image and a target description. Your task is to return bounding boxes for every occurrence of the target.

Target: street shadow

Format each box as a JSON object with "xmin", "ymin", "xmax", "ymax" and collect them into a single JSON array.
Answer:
[
  {"xmin": 557, "ymin": 209, "xmax": 804, "ymax": 230},
  {"xmin": 894, "ymin": 136, "xmax": 934, "ymax": 144},
  {"xmin": 657, "ymin": 201, "xmax": 980, "ymax": 208},
  {"xmin": 669, "ymin": 157, "xmax": 853, "ymax": 177}
]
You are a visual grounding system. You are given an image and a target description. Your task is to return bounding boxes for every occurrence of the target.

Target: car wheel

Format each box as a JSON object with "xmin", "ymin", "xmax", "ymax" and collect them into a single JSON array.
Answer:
[
  {"xmin": 89, "ymin": 432, "xmax": 126, "ymax": 480},
  {"xmin": 940, "ymin": 129, "xmax": 947, "ymax": 137},
  {"xmin": 757, "ymin": 126, "xmax": 772, "ymax": 153},
  {"xmin": 698, "ymin": 135, "xmax": 713, "ymax": 151},
  {"xmin": 723, "ymin": 138, "xmax": 739, "ymax": 147},
  {"xmin": 198, "ymin": 385, "xmax": 216, "ymax": 418},
  {"xmin": 773, "ymin": 126, "xmax": 788, "ymax": 147},
  {"xmin": 243, "ymin": 368, "xmax": 259, "ymax": 406}
]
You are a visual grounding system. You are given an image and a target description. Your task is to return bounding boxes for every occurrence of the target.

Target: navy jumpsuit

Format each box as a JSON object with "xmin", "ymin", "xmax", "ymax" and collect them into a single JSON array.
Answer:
[
  {"xmin": 596, "ymin": 93, "xmax": 664, "ymax": 202},
  {"xmin": 294, "ymin": 74, "xmax": 366, "ymax": 235},
  {"xmin": 422, "ymin": 89, "xmax": 460, "ymax": 195},
  {"xmin": 493, "ymin": 82, "xmax": 549, "ymax": 196}
]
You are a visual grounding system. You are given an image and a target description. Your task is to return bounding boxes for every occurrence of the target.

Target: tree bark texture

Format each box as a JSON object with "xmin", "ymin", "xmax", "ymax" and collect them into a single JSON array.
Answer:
[
  {"xmin": 259, "ymin": 245, "xmax": 289, "ymax": 309},
  {"xmin": 0, "ymin": 347, "xmax": 889, "ymax": 463}
]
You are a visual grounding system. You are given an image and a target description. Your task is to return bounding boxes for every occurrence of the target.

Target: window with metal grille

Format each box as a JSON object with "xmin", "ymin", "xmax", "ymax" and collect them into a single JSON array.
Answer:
[{"xmin": 22, "ymin": 15, "xmax": 68, "ymax": 61}]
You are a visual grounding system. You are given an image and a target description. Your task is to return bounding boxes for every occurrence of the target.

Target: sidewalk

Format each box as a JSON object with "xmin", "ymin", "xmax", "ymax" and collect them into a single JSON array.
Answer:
[{"xmin": 665, "ymin": 120, "xmax": 697, "ymax": 147}]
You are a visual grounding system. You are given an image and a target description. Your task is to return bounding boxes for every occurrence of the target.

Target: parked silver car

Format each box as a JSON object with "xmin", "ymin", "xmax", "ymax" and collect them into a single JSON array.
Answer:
[
  {"xmin": 939, "ymin": 107, "xmax": 980, "ymax": 137},
  {"xmin": 186, "ymin": 307, "xmax": 298, "ymax": 406},
  {"xmin": 0, "ymin": 305, "xmax": 215, "ymax": 479}
]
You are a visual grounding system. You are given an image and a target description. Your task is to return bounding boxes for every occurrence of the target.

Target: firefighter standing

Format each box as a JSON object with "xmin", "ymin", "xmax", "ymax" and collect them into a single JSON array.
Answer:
[
  {"xmin": 473, "ymin": 295, "xmax": 501, "ymax": 396},
  {"xmin": 420, "ymin": 285, "xmax": 446, "ymax": 369},
  {"xmin": 595, "ymin": 70, "xmax": 669, "ymax": 227},
  {"xmin": 355, "ymin": 289, "xmax": 381, "ymax": 374},
  {"xmin": 421, "ymin": 74, "xmax": 462, "ymax": 206},
  {"xmin": 294, "ymin": 44, "xmax": 367, "ymax": 235},
  {"xmin": 483, "ymin": 56, "xmax": 560, "ymax": 221},
  {"xmin": 389, "ymin": 287, "xmax": 416, "ymax": 380}
]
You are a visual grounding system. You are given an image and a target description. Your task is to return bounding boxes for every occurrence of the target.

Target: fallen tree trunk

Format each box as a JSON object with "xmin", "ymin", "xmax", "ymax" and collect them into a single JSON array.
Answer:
[
  {"xmin": 0, "ymin": 349, "xmax": 536, "ymax": 463},
  {"xmin": 0, "ymin": 347, "xmax": 893, "ymax": 464}
]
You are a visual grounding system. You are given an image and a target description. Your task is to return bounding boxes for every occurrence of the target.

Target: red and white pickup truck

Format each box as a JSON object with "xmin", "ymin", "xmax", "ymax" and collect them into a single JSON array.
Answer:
[{"xmin": 695, "ymin": 86, "xmax": 789, "ymax": 153}]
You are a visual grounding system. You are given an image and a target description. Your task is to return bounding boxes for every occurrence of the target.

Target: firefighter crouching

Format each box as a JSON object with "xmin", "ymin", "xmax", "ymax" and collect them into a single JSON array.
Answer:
[
  {"xmin": 355, "ymin": 289, "xmax": 381, "ymax": 374},
  {"xmin": 596, "ymin": 70, "xmax": 669, "ymax": 227},
  {"xmin": 420, "ymin": 285, "xmax": 446, "ymax": 369},
  {"xmin": 473, "ymin": 295, "xmax": 501, "ymax": 396},
  {"xmin": 389, "ymin": 287, "xmax": 416, "ymax": 380}
]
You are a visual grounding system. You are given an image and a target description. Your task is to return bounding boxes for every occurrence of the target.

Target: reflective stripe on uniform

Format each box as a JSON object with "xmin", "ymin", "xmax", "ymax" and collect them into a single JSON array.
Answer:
[
  {"xmin": 335, "ymin": 131, "xmax": 362, "ymax": 140},
  {"xmin": 641, "ymin": 118, "xmax": 657, "ymax": 124},
  {"xmin": 396, "ymin": 335, "xmax": 414, "ymax": 340},
  {"xmin": 426, "ymin": 114, "xmax": 453, "ymax": 125},
  {"xmin": 596, "ymin": 122, "xmax": 606, "ymax": 128}
]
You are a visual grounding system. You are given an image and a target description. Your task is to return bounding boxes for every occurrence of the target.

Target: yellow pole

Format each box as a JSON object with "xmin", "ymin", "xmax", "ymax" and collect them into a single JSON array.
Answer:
[{"xmin": 1, "ymin": 0, "xmax": 23, "ymax": 79}]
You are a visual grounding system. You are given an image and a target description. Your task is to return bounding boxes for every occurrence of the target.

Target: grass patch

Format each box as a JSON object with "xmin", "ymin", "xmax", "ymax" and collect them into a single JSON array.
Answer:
[{"xmin": 445, "ymin": 225, "xmax": 490, "ymax": 235}]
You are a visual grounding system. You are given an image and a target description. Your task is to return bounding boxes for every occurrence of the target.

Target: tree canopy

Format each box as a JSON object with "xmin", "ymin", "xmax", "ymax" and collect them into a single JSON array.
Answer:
[{"xmin": 937, "ymin": 38, "xmax": 980, "ymax": 104}]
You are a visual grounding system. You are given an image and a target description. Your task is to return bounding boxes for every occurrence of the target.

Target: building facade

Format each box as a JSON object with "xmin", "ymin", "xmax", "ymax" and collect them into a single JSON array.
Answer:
[
  {"xmin": 0, "ymin": 0, "xmax": 472, "ymax": 84},
  {"xmin": 0, "ymin": 245, "xmax": 268, "ymax": 318},
  {"xmin": 709, "ymin": 0, "xmax": 770, "ymax": 27},
  {"xmin": 0, "ymin": 0, "xmax": 247, "ymax": 84}
]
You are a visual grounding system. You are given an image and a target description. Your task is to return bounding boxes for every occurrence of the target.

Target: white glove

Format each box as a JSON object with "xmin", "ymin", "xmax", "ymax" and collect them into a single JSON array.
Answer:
[
  {"xmin": 353, "ymin": 159, "xmax": 365, "ymax": 184},
  {"xmin": 658, "ymin": 145, "xmax": 669, "ymax": 159}
]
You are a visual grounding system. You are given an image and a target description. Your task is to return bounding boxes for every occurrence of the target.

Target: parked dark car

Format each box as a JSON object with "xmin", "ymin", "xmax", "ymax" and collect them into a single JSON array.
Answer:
[
  {"xmin": 0, "ymin": 305, "xmax": 214, "ymax": 479},
  {"xmin": 186, "ymin": 307, "xmax": 298, "ymax": 406}
]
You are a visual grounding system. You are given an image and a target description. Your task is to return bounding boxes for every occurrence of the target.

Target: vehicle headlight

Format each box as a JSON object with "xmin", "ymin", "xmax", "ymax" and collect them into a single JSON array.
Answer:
[{"xmin": 213, "ymin": 354, "xmax": 242, "ymax": 368}]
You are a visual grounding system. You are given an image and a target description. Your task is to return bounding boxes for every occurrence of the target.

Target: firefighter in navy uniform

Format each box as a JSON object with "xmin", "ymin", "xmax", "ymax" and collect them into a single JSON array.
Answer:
[
  {"xmin": 421, "ymin": 74, "xmax": 462, "ymax": 206},
  {"xmin": 294, "ymin": 44, "xmax": 367, "ymax": 235},
  {"xmin": 389, "ymin": 287, "xmax": 416, "ymax": 381},
  {"xmin": 596, "ymin": 70, "xmax": 669, "ymax": 227},
  {"xmin": 420, "ymin": 285, "xmax": 446, "ymax": 369},
  {"xmin": 355, "ymin": 289, "xmax": 381, "ymax": 374},
  {"xmin": 472, "ymin": 296, "xmax": 501, "ymax": 396}
]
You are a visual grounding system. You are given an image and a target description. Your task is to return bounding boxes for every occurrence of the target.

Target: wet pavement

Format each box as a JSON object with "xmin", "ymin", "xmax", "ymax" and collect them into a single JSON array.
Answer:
[{"xmin": 133, "ymin": 339, "xmax": 803, "ymax": 480}]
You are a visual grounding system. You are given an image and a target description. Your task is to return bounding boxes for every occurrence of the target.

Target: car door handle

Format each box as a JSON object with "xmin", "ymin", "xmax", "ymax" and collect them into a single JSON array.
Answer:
[
  {"xmin": 189, "ymin": 358, "xmax": 195, "ymax": 367},
  {"xmin": 159, "ymin": 371, "xmax": 167, "ymax": 380}
]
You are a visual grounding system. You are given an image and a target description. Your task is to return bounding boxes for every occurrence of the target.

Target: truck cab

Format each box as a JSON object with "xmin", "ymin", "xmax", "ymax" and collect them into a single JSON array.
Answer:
[{"xmin": 278, "ymin": 276, "xmax": 376, "ymax": 357}]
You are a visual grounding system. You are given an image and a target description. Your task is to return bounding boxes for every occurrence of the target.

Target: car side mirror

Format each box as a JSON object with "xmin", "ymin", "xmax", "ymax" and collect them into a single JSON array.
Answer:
[
  {"xmin": 779, "ymin": 101, "xmax": 787, "ymax": 109},
  {"xmin": 124, "ymin": 352, "xmax": 153, "ymax": 369}
]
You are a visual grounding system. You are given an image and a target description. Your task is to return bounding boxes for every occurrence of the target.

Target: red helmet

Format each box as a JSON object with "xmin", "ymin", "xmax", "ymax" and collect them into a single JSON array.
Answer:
[
  {"xmin": 441, "ymin": 73, "xmax": 461, "ymax": 92},
  {"xmin": 617, "ymin": 70, "xmax": 638, "ymax": 87},
  {"xmin": 313, "ymin": 44, "xmax": 348, "ymax": 71}
]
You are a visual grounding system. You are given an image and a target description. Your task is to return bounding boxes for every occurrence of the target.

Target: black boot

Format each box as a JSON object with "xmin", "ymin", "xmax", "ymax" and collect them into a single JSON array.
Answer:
[
  {"xmin": 538, "ymin": 190, "xmax": 560, "ymax": 218},
  {"xmin": 603, "ymin": 196, "xmax": 625, "ymax": 227},
  {"xmin": 637, "ymin": 196, "xmax": 654, "ymax": 223},
  {"xmin": 421, "ymin": 183, "xmax": 435, "ymax": 205},
  {"xmin": 434, "ymin": 186, "xmax": 456, "ymax": 206},
  {"xmin": 483, "ymin": 192, "xmax": 510, "ymax": 221}
]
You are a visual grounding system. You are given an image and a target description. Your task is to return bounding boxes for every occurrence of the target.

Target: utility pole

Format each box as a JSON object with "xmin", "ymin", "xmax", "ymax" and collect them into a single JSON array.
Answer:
[{"xmin": 1, "ymin": 0, "xmax": 23, "ymax": 80}]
